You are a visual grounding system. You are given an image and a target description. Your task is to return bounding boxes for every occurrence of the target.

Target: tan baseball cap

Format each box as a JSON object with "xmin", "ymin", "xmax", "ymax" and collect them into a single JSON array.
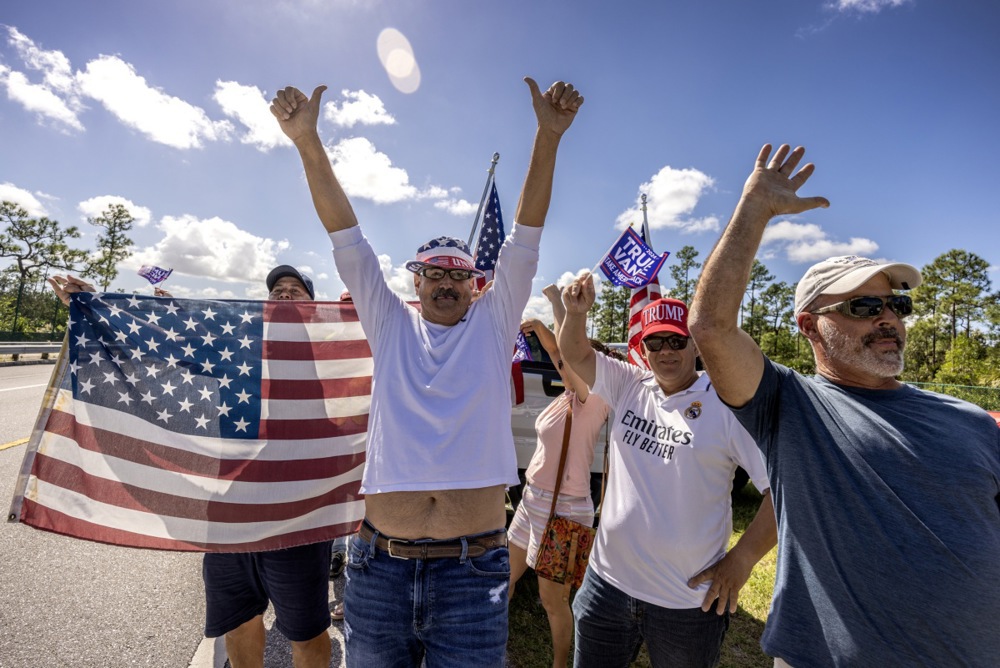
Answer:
[{"xmin": 794, "ymin": 255, "xmax": 922, "ymax": 314}]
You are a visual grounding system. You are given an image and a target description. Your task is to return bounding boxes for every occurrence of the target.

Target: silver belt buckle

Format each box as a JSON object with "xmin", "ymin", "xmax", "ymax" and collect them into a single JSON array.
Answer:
[{"xmin": 386, "ymin": 538, "xmax": 409, "ymax": 559}]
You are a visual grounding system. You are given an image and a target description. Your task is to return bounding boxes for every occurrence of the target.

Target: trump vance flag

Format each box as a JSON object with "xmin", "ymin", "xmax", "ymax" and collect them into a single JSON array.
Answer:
[
  {"xmin": 137, "ymin": 265, "xmax": 173, "ymax": 285},
  {"xmin": 8, "ymin": 292, "xmax": 370, "ymax": 552},
  {"xmin": 597, "ymin": 227, "xmax": 669, "ymax": 289}
]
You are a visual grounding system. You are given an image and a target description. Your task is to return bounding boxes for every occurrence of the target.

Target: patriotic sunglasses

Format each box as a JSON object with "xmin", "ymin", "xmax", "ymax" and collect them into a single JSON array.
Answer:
[
  {"xmin": 810, "ymin": 295, "xmax": 913, "ymax": 319},
  {"xmin": 643, "ymin": 335, "xmax": 690, "ymax": 352},
  {"xmin": 417, "ymin": 267, "xmax": 475, "ymax": 281}
]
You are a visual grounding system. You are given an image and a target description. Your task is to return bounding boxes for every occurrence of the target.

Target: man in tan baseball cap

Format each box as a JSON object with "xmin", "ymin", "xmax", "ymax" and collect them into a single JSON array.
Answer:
[
  {"xmin": 688, "ymin": 143, "xmax": 1000, "ymax": 667},
  {"xmin": 792, "ymin": 254, "xmax": 921, "ymax": 315}
]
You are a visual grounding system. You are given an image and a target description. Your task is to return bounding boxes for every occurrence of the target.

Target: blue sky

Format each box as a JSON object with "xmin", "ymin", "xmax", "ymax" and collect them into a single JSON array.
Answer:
[{"xmin": 1, "ymin": 0, "xmax": 997, "ymax": 321}]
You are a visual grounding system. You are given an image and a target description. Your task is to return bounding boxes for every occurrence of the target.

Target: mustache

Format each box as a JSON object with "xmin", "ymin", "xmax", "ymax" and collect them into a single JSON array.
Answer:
[
  {"xmin": 863, "ymin": 328, "xmax": 903, "ymax": 347},
  {"xmin": 432, "ymin": 287, "xmax": 460, "ymax": 300}
]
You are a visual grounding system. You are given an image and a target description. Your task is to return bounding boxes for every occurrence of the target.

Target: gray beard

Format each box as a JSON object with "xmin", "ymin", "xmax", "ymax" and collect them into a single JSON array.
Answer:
[{"xmin": 818, "ymin": 319, "xmax": 905, "ymax": 379}]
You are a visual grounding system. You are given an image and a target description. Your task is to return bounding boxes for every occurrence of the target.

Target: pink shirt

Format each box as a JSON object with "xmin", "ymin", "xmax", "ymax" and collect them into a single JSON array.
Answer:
[{"xmin": 525, "ymin": 391, "xmax": 609, "ymax": 498}]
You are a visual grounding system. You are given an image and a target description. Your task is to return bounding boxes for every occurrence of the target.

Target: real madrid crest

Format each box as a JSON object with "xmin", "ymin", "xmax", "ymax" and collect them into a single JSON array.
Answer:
[{"xmin": 684, "ymin": 401, "xmax": 702, "ymax": 419}]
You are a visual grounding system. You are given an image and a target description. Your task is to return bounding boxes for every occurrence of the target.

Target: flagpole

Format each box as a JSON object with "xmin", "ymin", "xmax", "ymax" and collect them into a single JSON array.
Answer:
[
  {"xmin": 641, "ymin": 193, "xmax": 652, "ymax": 250},
  {"xmin": 467, "ymin": 152, "xmax": 500, "ymax": 248}
]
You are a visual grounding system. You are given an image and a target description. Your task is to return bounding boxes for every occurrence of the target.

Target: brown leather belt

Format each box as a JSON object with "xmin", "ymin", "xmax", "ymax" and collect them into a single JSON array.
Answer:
[{"xmin": 358, "ymin": 521, "xmax": 507, "ymax": 559}]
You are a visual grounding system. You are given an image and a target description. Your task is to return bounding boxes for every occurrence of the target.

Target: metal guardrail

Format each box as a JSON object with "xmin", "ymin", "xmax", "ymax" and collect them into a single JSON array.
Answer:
[{"xmin": 0, "ymin": 342, "xmax": 62, "ymax": 360}]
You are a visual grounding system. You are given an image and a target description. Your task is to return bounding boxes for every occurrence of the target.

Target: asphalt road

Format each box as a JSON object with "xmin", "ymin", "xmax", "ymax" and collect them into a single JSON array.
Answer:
[{"xmin": 0, "ymin": 363, "xmax": 347, "ymax": 668}]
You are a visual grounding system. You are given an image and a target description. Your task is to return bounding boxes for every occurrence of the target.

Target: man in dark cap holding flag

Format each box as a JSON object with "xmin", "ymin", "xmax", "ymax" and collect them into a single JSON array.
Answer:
[
  {"xmin": 50, "ymin": 264, "xmax": 335, "ymax": 668},
  {"xmin": 272, "ymin": 76, "xmax": 584, "ymax": 667}
]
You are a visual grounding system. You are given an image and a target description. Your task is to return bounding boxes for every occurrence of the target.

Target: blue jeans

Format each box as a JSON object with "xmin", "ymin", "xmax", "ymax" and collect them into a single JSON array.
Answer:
[
  {"xmin": 572, "ymin": 568, "xmax": 729, "ymax": 668},
  {"xmin": 344, "ymin": 526, "xmax": 510, "ymax": 668}
]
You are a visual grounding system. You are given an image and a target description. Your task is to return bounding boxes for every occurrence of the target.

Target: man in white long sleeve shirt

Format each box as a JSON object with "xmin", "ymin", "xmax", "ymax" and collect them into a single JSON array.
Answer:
[{"xmin": 271, "ymin": 77, "xmax": 584, "ymax": 667}]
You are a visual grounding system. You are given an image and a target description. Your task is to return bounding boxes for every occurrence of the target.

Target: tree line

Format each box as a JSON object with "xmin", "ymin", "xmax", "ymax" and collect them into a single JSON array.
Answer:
[
  {"xmin": 2, "ymin": 202, "xmax": 997, "ymax": 407},
  {"xmin": 0, "ymin": 200, "xmax": 134, "ymax": 339},
  {"xmin": 590, "ymin": 246, "xmax": 1000, "ymax": 409}
]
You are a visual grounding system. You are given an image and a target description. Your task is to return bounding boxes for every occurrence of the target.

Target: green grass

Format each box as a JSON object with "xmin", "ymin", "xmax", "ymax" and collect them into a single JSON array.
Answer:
[{"xmin": 506, "ymin": 485, "xmax": 776, "ymax": 668}]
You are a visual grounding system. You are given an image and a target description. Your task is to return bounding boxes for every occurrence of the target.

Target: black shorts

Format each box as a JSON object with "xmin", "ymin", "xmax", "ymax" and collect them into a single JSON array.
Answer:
[{"xmin": 202, "ymin": 542, "xmax": 332, "ymax": 641}]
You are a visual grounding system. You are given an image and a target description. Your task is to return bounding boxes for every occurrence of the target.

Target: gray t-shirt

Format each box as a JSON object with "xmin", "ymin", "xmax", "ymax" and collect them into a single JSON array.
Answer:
[{"xmin": 731, "ymin": 357, "xmax": 1000, "ymax": 667}]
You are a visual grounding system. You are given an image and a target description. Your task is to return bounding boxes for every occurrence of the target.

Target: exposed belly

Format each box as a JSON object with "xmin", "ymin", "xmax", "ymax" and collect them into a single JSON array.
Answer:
[{"xmin": 364, "ymin": 485, "xmax": 507, "ymax": 539}]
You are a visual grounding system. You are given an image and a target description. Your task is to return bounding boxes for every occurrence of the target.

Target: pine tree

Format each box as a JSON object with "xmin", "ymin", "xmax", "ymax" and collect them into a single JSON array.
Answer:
[
  {"xmin": 85, "ymin": 203, "xmax": 135, "ymax": 291},
  {"xmin": 667, "ymin": 245, "xmax": 701, "ymax": 304},
  {"xmin": 0, "ymin": 201, "xmax": 87, "ymax": 336}
]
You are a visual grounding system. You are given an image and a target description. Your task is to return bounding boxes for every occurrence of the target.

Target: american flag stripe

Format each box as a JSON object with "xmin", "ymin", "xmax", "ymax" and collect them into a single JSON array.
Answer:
[
  {"xmin": 23, "ymin": 476, "xmax": 359, "ymax": 535},
  {"xmin": 11, "ymin": 294, "xmax": 371, "ymax": 552},
  {"xmin": 261, "ymin": 358, "xmax": 373, "ymax": 381},
  {"xmin": 256, "ymin": 416, "xmax": 368, "ymax": 440},
  {"xmin": 19, "ymin": 500, "xmax": 360, "ymax": 552},
  {"xmin": 41, "ymin": 410, "xmax": 364, "ymax": 481},
  {"xmin": 260, "ymin": 377, "xmax": 371, "ymax": 400},
  {"xmin": 262, "ymin": 339, "xmax": 371, "ymax": 361},
  {"xmin": 43, "ymin": 393, "xmax": 365, "ymax": 463},
  {"xmin": 28, "ymin": 453, "xmax": 363, "ymax": 515},
  {"xmin": 261, "ymin": 396, "xmax": 371, "ymax": 420},
  {"xmin": 264, "ymin": 302, "xmax": 362, "ymax": 323}
]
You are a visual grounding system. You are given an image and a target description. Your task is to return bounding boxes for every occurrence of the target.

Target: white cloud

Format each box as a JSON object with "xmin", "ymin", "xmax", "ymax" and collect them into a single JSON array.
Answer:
[
  {"xmin": 326, "ymin": 137, "xmax": 418, "ymax": 203},
  {"xmin": 1, "ymin": 27, "xmax": 84, "ymax": 130},
  {"xmin": 76, "ymin": 55, "xmax": 233, "ymax": 149},
  {"xmin": 434, "ymin": 198, "xmax": 479, "ymax": 216},
  {"xmin": 324, "ymin": 90, "xmax": 396, "ymax": 128},
  {"xmin": 615, "ymin": 166, "xmax": 718, "ymax": 234},
  {"xmin": 762, "ymin": 220, "xmax": 825, "ymax": 244},
  {"xmin": 77, "ymin": 195, "xmax": 153, "ymax": 227},
  {"xmin": 129, "ymin": 215, "xmax": 289, "ymax": 287},
  {"xmin": 762, "ymin": 219, "xmax": 879, "ymax": 263},
  {"xmin": 376, "ymin": 254, "xmax": 417, "ymax": 299},
  {"xmin": 423, "ymin": 186, "xmax": 451, "ymax": 200},
  {"xmin": 1, "ymin": 68, "xmax": 84, "ymax": 130},
  {"xmin": 520, "ymin": 295, "xmax": 556, "ymax": 324},
  {"xmin": 6, "ymin": 26, "xmax": 77, "ymax": 95},
  {"xmin": 214, "ymin": 80, "xmax": 291, "ymax": 151},
  {"xmin": 0, "ymin": 182, "xmax": 47, "ymax": 216},
  {"xmin": 830, "ymin": 0, "xmax": 911, "ymax": 13}
]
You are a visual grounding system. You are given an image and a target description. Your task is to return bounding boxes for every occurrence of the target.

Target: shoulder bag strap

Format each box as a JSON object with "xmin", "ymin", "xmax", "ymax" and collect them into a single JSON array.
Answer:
[
  {"xmin": 546, "ymin": 397, "xmax": 573, "ymax": 523},
  {"xmin": 596, "ymin": 416, "xmax": 609, "ymax": 514}
]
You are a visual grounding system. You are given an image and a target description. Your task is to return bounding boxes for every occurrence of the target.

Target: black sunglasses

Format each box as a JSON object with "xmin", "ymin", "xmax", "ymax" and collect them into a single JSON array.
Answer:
[
  {"xmin": 810, "ymin": 295, "xmax": 913, "ymax": 319},
  {"xmin": 643, "ymin": 335, "xmax": 690, "ymax": 352},
  {"xmin": 418, "ymin": 267, "xmax": 474, "ymax": 281}
]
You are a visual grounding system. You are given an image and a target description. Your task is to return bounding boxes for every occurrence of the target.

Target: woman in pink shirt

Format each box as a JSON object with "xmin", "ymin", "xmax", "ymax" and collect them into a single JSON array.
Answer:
[{"xmin": 508, "ymin": 286, "xmax": 612, "ymax": 668}]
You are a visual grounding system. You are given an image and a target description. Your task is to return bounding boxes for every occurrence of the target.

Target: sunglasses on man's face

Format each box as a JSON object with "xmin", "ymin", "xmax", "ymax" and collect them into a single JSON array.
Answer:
[
  {"xmin": 810, "ymin": 295, "xmax": 913, "ymax": 319},
  {"xmin": 418, "ymin": 267, "xmax": 474, "ymax": 281},
  {"xmin": 643, "ymin": 335, "xmax": 690, "ymax": 352}
]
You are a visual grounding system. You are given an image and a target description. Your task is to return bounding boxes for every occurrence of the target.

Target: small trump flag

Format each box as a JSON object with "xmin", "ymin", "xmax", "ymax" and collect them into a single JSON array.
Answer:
[
  {"xmin": 137, "ymin": 265, "xmax": 173, "ymax": 285},
  {"xmin": 596, "ymin": 228, "xmax": 669, "ymax": 289}
]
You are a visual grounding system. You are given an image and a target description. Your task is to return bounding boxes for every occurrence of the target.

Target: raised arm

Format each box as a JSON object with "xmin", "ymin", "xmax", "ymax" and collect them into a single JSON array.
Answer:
[
  {"xmin": 542, "ymin": 283, "xmax": 567, "ymax": 334},
  {"xmin": 688, "ymin": 144, "xmax": 829, "ymax": 407},
  {"xmin": 271, "ymin": 85, "xmax": 359, "ymax": 233},
  {"xmin": 557, "ymin": 273, "xmax": 597, "ymax": 389},
  {"xmin": 514, "ymin": 78, "xmax": 584, "ymax": 228},
  {"xmin": 525, "ymin": 292, "xmax": 590, "ymax": 401}
]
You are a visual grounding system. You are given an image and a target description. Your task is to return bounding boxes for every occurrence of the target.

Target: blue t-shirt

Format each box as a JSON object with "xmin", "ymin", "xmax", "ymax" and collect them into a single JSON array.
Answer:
[{"xmin": 731, "ymin": 357, "xmax": 1000, "ymax": 667}]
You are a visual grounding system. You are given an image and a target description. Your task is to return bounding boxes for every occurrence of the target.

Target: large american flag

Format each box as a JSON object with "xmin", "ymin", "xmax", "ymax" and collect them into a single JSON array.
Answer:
[
  {"xmin": 627, "ymin": 223, "xmax": 663, "ymax": 368},
  {"xmin": 473, "ymin": 182, "xmax": 505, "ymax": 291},
  {"xmin": 9, "ymin": 292, "xmax": 369, "ymax": 552}
]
